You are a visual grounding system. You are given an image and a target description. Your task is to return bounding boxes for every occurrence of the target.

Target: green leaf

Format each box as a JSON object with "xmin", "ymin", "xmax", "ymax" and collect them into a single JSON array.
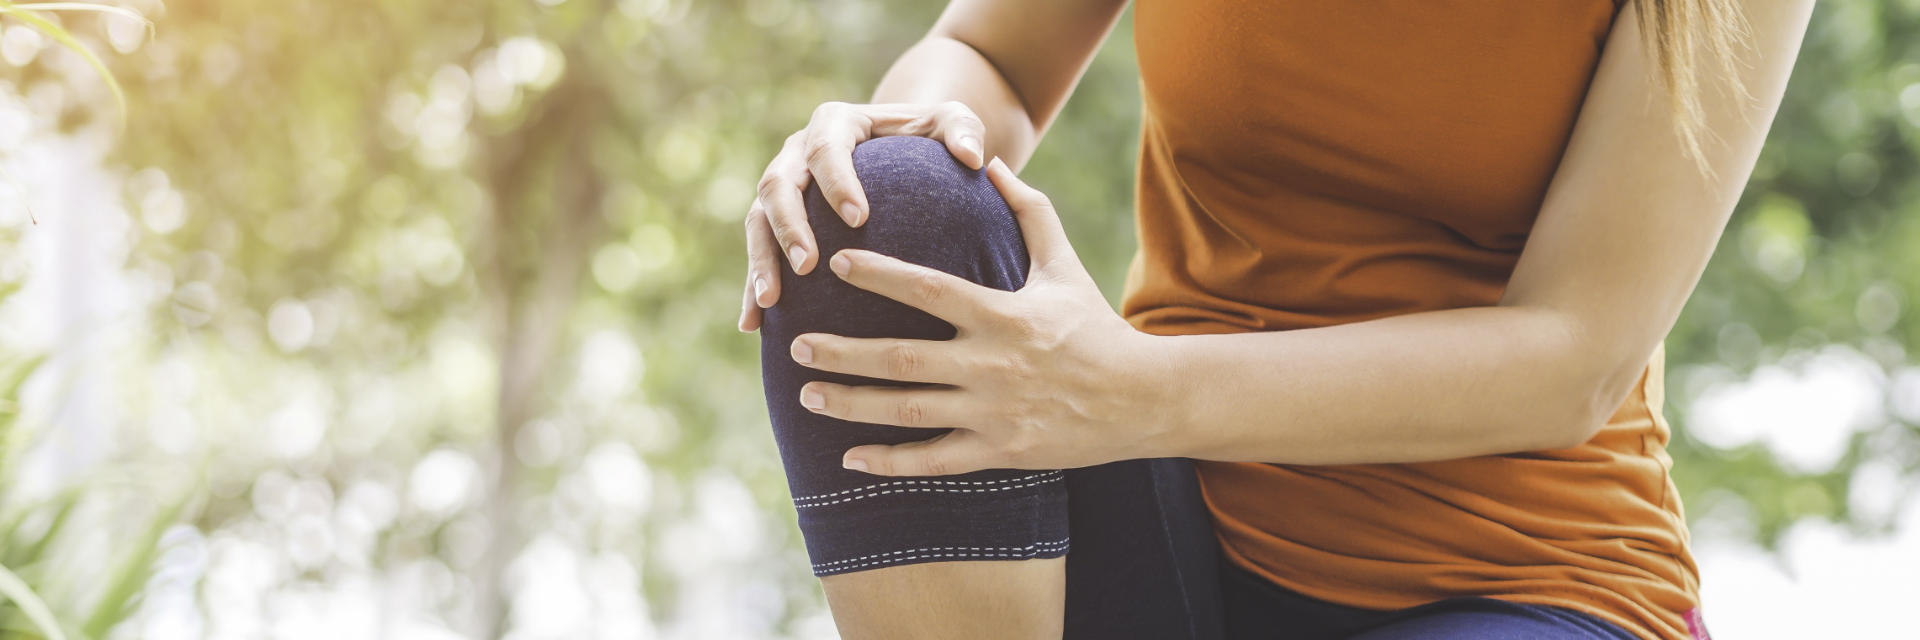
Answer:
[
  {"xmin": 0, "ymin": 2, "xmax": 134, "ymax": 126},
  {"xmin": 78, "ymin": 495, "xmax": 185, "ymax": 638},
  {"xmin": 0, "ymin": 562, "xmax": 69, "ymax": 640},
  {"xmin": 0, "ymin": 355, "xmax": 47, "ymax": 486},
  {"xmin": 1, "ymin": 494, "xmax": 77, "ymax": 569},
  {"xmin": 8, "ymin": 2, "xmax": 145, "ymax": 24}
]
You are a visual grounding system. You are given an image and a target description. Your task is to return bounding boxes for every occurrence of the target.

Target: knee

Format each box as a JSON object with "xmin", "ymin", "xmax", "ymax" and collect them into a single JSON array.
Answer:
[
  {"xmin": 803, "ymin": 137, "xmax": 1027, "ymax": 285},
  {"xmin": 846, "ymin": 136, "xmax": 980, "ymax": 204}
]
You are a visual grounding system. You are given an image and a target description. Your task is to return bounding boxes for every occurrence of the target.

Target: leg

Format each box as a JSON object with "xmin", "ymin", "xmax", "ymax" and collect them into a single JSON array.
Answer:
[
  {"xmin": 1221, "ymin": 561, "xmax": 1376, "ymax": 640},
  {"xmin": 760, "ymin": 136, "xmax": 1067, "ymax": 638},
  {"xmin": 1064, "ymin": 458, "xmax": 1226, "ymax": 639},
  {"xmin": 1220, "ymin": 561, "xmax": 1639, "ymax": 640},
  {"xmin": 1349, "ymin": 599, "xmax": 1640, "ymax": 640}
]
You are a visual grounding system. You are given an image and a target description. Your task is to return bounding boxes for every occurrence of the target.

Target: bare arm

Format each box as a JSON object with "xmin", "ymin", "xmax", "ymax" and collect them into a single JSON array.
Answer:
[
  {"xmin": 1148, "ymin": 0, "xmax": 1815, "ymax": 465},
  {"xmin": 784, "ymin": 1, "xmax": 1817, "ymax": 477},
  {"xmin": 875, "ymin": 1, "xmax": 1126, "ymax": 169}
]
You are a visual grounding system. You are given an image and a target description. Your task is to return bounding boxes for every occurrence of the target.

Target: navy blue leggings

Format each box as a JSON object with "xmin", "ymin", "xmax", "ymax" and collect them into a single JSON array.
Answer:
[{"xmin": 757, "ymin": 136, "xmax": 1636, "ymax": 640}]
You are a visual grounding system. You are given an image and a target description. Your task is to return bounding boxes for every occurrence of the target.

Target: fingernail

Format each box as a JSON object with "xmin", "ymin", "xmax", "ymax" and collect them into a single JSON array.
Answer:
[
  {"xmin": 840, "ymin": 200, "xmax": 864, "ymax": 226},
  {"xmin": 829, "ymin": 252, "xmax": 850, "ymax": 277},
  {"xmin": 753, "ymin": 275, "xmax": 769, "ymax": 303},
  {"xmin": 800, "ymin": 387, "xmax": 825, "ymax": 410},
  {"xmin": 790, "ymin": 339, "xmax": 813, "ymax": 364},
  {"xmin": 960, "ymin": 136, "xmax": 982, "ymax": 159},
  {"xmin": 843, "ymin": 458, "xmax": 868, "ymax": 472},
  {"xmin": 788, "ymin": 246, "xmax": 807, "ymax": 269}
]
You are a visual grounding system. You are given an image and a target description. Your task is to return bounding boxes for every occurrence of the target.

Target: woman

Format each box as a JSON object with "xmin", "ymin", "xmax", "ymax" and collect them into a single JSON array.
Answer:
[{"xmin": 739, "ymin": 1, "xmax": 1812, "ymax": 638}]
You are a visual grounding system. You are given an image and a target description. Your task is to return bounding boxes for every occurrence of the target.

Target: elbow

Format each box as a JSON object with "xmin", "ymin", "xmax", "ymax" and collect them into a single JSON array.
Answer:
[
  {"xmin": 1510, "ymin": 312, "xmax": 1652, "ymax": 451},
  {"xmin": 1531, "ymin": 356, "xmax": 1649, "ymax": 451}
]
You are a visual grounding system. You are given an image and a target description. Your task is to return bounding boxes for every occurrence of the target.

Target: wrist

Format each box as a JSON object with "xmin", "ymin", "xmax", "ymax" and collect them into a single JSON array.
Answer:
[{"xmin": 1116, "ymin": 330, "xmax": 1195, "ymax": 460}]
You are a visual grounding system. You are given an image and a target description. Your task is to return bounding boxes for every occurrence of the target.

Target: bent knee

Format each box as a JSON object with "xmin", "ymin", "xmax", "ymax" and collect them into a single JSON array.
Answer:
[{"xmin": 803, "ymin": 136, "xmax": 1027, "ymax": 285}]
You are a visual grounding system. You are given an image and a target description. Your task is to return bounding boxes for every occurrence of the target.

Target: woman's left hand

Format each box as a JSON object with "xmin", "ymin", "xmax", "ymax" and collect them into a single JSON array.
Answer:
[{"xmin": 788, "ymin": 158, "xmax": 1171, "ymax": 477}]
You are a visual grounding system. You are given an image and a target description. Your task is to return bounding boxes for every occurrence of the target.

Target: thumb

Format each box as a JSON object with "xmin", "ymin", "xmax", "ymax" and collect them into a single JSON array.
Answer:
[
  {"xmin": 985, "ymin": 157, "xmax": 1078, "ymax": 273},
  {"xmin": 843, "ymin": 431, "xmax": 997, "ymax": 477}
]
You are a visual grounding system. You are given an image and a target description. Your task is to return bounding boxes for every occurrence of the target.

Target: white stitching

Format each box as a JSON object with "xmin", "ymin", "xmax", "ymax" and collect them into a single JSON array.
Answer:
[
  {"xmin": 794, "ymin": 476, "xmax": 1063, "ymax": 509},
  {"xmin": 812, "ymin": 538, "xmax": 1070, "ymax": 572},
  {"xmin": 790, "ymin": 471, "xmax": 1062, "ymax": 505},
  {"xmin": 812, "ymin": 539, "xmax": 1070, "ymax": 568},
  {"xmin": 817, "ymin": 549, "xmax": 1070, "ymax": 574},
  {"xmin": 791, "ymin": 471, "xmax": 1062, "ymax": 503}
]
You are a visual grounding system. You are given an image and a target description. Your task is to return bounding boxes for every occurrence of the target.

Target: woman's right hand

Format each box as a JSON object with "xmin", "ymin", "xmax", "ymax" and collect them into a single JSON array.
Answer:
[{"xmin": 738, "ymin": 101, "xmax": 990, "ymax": 332}]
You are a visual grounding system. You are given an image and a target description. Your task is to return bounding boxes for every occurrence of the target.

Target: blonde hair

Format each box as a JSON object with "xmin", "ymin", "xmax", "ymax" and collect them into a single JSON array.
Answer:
[{"xmin": 1634, "ymin": 0, "xmax": 1750, "ymax": 170}]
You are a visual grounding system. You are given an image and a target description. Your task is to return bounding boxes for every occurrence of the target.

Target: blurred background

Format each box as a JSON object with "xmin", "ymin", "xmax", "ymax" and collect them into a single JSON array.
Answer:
[{"xmin": 0, "ymin": 0, "xmax": 1914, "ymax": 638}]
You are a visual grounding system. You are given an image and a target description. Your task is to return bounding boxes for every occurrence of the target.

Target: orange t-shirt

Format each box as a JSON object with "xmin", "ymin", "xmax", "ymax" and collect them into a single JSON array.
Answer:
[{"xmin": 1122, "ymin": 2, "xmax": 1699, "ymax": 639}]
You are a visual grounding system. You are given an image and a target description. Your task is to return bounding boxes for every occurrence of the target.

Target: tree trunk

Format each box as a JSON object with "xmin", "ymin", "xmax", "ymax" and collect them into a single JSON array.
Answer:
[{"xmin": 473, "ymin": 69, "xmax": 609, "ymax": 638}]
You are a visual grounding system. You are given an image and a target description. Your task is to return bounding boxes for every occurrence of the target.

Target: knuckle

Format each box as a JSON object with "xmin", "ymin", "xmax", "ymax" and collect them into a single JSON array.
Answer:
[
  {"xmin": 893, "ymin": 398, "xmax": 926, "ymax": 427},
  {"xmin": 1002, "ymin": 308, "xmax": 1045, "ymax": 342},
  {"xmin": 905, "ymin": 114, "xmax": 937, "ymax": 135},
  {"xmin": 1001, "ymin": 355, "xmax": 1036, "ymax": 385},
  {"xmin": 918, "ymin": 451, "xmax": 951, "ymax": 476},
  {"xmin": 763, "ymin": 212, "xmax": 797, "ymax": 240},
  {"xmin": 811, "ymin": 101, "xmax": 844, "ymax": 120},
  {"xmin": 803, "ymin": 136, "xmax": 845, "ymax": 167},
  {"xmin": 756, "ymin": 173, "xmax": 789, "ymax": 199},
  {"xmin": 759, "ymin": 206, "xmax": 799, "ymax": 237},
  {"xmin": 884, "ymin": 343, "xmax": 921, "ymax": 379},
  {"xmin": 1002, "ymin": 434, "xmax": 1034, "ymax": 466},
  {"xmin": 911, "ymin": 270, "xmax": 947, "ymax": 306},
  {"xmin": 942, "ymin": 101, "xmax": 982, "ymax": 128},
  {"xmin": 1020, "ymin": 190, "xmax": 1055, "ymax": 211}
]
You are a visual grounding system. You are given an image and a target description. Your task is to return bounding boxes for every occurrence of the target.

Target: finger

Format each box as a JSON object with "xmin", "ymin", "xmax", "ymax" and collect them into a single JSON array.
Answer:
[
  {"xmin": 804, "ymin": 102, "xmax": 871, "ymax": 227},
  {"xmin": 790, "ymin": 334, "xmax": 963, "ymax": 383},
  {"xmin": 985, "ymin": 157, "xmax": 1077, "ymax": 270},
  {"xmin": 799, "ymin": 382, "xmax": 965, "ymax": 430},
  {"xmin": 930, "ymin": 101, "xmax": 986, "ymax": 169},
  {"xmin": 828, "ymin": 249, "xmax": 998, "ymax": 327},
  {"xmin": 859, "ymin": 102, "xmax": 985, "ymax": 169},
  {"xmin": 738, "ymin": 271, "xmax": 762, "ymax": 332},
  {"xmin": 843, "ymin": 431, "xmax": 1000, "ymax": 477},
  {"xmin": 743, "ymin": 201, "xmax": 782, "ymax": 308},
  {"xmin": 760, "ymin": 133, "xmax": 820, "ymax": 275}
]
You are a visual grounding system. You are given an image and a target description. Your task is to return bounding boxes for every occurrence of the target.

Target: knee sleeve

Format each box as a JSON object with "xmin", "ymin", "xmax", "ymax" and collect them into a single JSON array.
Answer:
[{"xmin": 759, "ymin": 136, "xmax": 1069, "ymax": 576}]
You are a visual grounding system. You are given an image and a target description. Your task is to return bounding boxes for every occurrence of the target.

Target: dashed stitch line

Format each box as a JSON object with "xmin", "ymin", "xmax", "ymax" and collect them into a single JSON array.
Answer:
[
  {"xmin": 794, "ymin": 476, "xmax": 1063, "ymax": 509},
  {"xmin": 790, "ymin": 471, "xmax": 1061, "ymax": 505},
  {"xmin": 817, "ymin": 547, "xmax": 1073, "ymax": 574},
  {"xmin": 811, "ymin": 538, "xmax": 1070, "ymax": 572}
]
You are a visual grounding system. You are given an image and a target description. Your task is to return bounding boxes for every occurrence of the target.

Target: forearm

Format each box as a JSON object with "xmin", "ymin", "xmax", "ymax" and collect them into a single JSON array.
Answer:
[
  {"xmin": 1141, "ymin": 305, "xmax": 1638, "ymax": 466},
  {"xmin": 871, "ymin": 37, "xmax": 1040, "ymax": 169}
]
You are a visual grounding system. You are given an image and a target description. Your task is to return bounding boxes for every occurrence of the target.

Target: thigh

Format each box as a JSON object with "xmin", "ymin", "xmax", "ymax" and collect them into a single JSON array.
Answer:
[
  {"xmin": 1349, "ymin": 599, "xmax": 1640, "ymax": 640},
  {"xmin": 1220, "ymin": 563, "xmax": 1640, "ymax": 640},
  {"xmin": 1220, "ymin": 561, "xmax": 1377, "ymax": 640}
]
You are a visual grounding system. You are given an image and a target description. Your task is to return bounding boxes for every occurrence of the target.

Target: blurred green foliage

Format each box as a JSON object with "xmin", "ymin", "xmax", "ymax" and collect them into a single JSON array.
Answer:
[
  {"xmin": 1666, "ymin": 0, "xmax": 1920, "ymax": 545},
  {"xmin": 0, "ymin": 0, "xmax": 1913, "ymax": 637}
]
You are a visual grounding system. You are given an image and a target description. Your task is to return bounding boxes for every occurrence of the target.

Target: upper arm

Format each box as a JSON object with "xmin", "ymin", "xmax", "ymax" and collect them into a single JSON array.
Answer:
[
  {"xmin": 1500, "ymin": 1, "xmax": 1815, "ymax": 410},
  {"xmin": 928, "ymin": 0, "xmax": 1130, "ymax": 137}
]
